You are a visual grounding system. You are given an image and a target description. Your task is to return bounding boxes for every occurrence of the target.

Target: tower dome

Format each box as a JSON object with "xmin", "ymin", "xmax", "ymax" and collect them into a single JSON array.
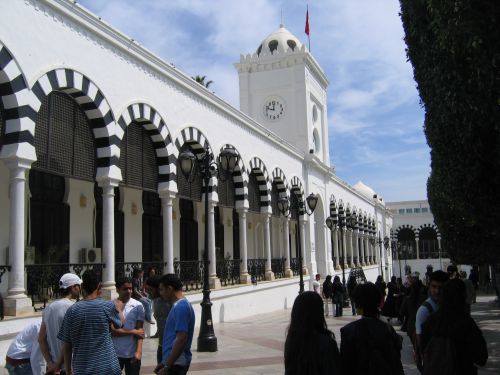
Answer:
[
  {"xmin": 353, "ymin": 181, "xmax": 377, "ymax": 199},
  {"xmin": 256, "ymin": 24, "xmax": 303, "ymax": 56}
]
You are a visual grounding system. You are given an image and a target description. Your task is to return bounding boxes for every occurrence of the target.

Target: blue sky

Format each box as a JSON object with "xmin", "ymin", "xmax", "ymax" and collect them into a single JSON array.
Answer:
[{"xmin": 79, "ymin": 0, "xmax": 429, "ymax": 202}]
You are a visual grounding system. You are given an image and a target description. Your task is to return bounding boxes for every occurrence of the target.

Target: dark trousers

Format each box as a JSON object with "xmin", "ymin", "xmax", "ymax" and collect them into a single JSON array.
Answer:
[
  {"xmin": 168, "ymin": 365, "xmax": 190, "ymax": 375},
  {"xmin": 118, "ymin": 357, "xmax": 141, "ymax": 375},
  {"xmin": 157, "ymin": 345, "xmax": 162, "ymax": 365},
  {"xmin": 334, "ymin": 295, "xmax": 343, "ymax": 317}
]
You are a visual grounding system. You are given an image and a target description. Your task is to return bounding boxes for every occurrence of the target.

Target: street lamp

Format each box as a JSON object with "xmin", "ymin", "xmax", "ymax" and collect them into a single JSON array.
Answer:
[
  {"xmin": 277, "ymin": 192, "xmax": 317, "ymax": 293},
  {"xmin": 383, "ymin": 236, "xmax": 389, "ymax": 279},
  {"xmin": 326, "ymin": 200, "xmax": 347, "ymax": 289},
  {"xmin": 179, "ymin": 145, "xmax": 239, "ymax": 352}
]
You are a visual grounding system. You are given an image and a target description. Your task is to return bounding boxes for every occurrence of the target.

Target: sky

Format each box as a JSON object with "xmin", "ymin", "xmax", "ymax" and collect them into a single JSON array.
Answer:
[{"xmin": 79, "ymin": 0, "xmax": 429, "ymax": 202}]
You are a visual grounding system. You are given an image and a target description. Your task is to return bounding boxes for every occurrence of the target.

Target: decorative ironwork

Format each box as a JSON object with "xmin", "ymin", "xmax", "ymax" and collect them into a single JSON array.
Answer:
[
  {"xmin": 353, "ymin": 256, "xmax": 358, "ymax": 266},
  {"xmin": 348, "ymin": 266, "xmax": 367, "ymax": 285},
  {"xmin": 290, "ymin": 257, "xmax": 300, "ymax": 276},
  {"xmin": 216, "ymin": 259, "xmax": 241, "ymax": 287},
  {"xmin": 271, "ymin": 258, "xmax": 286, "ymax": 279},
  {"xmin": 115, "ymin": 262, "xmax": 167, "ymax": 279},
  {"xmin": 25, "ymin": 263, "xmax": 103, "ymax": 310},
  {"xmin": 247, "ymin": 258, "xmax": 266, "ymax": 281},
  {"xmin": 174, "ymin": 260, "xmax": 204, "ymax": 292},
  {"xmin": 0, "ymin": 265, "xmax": 10, "ymax": 285}
]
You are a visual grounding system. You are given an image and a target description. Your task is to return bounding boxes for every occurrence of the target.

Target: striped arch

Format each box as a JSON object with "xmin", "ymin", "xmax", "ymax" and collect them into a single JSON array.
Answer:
[
  {"xmin": 271, "ymin": 167, "xmax": 289, "ymax": 198},
  {"xmin": 173, "ymin": 126, "xmax": 216, "ymax": 200},
  {"xmin": 0, "ymin": 41, "xmax": 37, "ymax": 162},
  {"xmin": 329, "ymin": 195, "xmax": 337, "ymax": 218},
  {"xmin": 395, "ymin": 225, "xmax": 416, "ymax": 240},
  {"xmin": 248, "ymin": 157, "xmax": 272, "ymax": 213},
  {"xmin": 117, "ymin": 103, "xmax": 176, "ymax": 192},
  {"xmin": 30, "ymin": 68, "xmax": 118, "ymax": 180},
  {"xmin": 219, "ymin": 143, "xmax": 248, "ymax": 209},
  {"xmin": 416, "ymin": 223, "xmax": 440, "ymax": 239},
  {"xmin": 289, "ymin": 176, "xmax": 305, "ymax": 215}
]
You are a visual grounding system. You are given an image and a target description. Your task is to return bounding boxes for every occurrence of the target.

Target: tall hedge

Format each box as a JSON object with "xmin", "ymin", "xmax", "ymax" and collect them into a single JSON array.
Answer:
[{"xmin": 399, "ymin": 0, "xmax": 500, "ymax": 264}]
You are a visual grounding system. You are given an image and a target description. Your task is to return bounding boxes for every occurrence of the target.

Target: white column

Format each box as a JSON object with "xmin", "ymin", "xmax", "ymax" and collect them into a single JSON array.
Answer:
[
  {"xmin": 360, "ymin": 234, "xmax": 366, "ymax": 266},
  {"xmin": 207, "ymin": 201, "xmax": 221, "ymax": 289},
  {"xmin": 264, "ymin": 213, "xmax": 274, "ymax": 280},
  {"xmin": 238, "ymin": 208, "xmax": 251, "ymax": 283},
  {"xmin": 160, "ymin": 192, "xmax": 175, "ymax": 274},
  {"xmin": 342, "ymin": 230, "xmax": 348, "ymax": 269},
  {"xmin": 415, "ymin": 238, "xmax": 420, "ymax": 259},
  {"xmin": 364, "ymin": 236, "xmax": 370, "ymax": 265},
  {"xmin": 347, "ymin": 230, "xmax": 354, "ymax": 268},
  {"xmin": 3, "ymin": 161, "xmax": 33, "ymax": 316},
  {"xmin": 333, "ymin": 229, "xmax": 340, "ymax": 270},
  {"xmin": 284, "ymin": 217, "xmax": 293, "ymax": 277},
  {"xmin": 351, "ymin": 230, "xmax": 358, "ymax": 266},
  {"xmin": 100, "ymin": 179, "xmax": 119, "ymax": 299}
]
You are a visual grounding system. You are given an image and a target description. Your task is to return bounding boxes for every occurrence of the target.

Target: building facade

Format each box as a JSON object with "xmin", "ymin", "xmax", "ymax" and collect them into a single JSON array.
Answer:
[{"xmin": 0, "ymin": 0, "xmax": 393, "ymax": 316}]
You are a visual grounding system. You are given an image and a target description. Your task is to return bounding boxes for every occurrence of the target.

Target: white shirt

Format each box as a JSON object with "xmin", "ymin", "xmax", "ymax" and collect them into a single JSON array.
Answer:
[
  {"xmin": 313, "ymin": 279, "xmax": 321, "ymax": 295},
  {"xmin": 42, "ymin": 298, "xmax": 75, "ymax": 367},
  {"xmin": 112, "ymin": 298, "xmax": 145, "ymax": 358},
  {"xmin": 6, "ymin": 320, "xmax": 45, "ymax": 375}
]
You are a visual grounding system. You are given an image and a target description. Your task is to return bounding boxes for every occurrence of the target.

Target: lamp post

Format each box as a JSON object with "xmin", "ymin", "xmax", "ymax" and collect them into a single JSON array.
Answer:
[
  {"xmin": 383, "ymin": 236, "xmax": 389, "ymax": 279},
  {"xmin": 326, "ymin": 201, "xmax": 346, "ymax": 289},
  {"xmin": 178, "ymin": 145, "xmax": 239, "ymax": 352},
  {"xmin": 277, "ymin": 192, "xmax": 317, "ymax": 293},
  {"xmin": 396, "ymin": 242, "xmax": 402, "ymax": 278}
]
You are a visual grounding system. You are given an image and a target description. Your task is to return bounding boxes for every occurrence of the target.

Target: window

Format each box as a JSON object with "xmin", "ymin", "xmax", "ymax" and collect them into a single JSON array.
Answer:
[
  {"xmin": 398, "ymin": 209, "xmax": 405, "ymax": 215},
  {"xmin": 414, "ymin": 208, "xmax": 421, "ymax": 213},
  {"xmin": 406, "ymin": 208, "xmax": 413, "ymax": 214},
  {"xmin": 422, "ymin": 207, "xmax": 429, "ymax": 213}
]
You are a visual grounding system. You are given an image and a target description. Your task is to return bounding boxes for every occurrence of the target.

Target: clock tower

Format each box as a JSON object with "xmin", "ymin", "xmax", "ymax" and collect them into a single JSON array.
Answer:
[{"xmin": 235, "ymin": 24, "xmax": 331, "ymax": 166}]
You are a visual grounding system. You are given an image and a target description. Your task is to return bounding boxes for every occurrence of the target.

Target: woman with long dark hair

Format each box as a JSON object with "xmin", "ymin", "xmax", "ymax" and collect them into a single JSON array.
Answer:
[
  {"xmin": 284, "ymin": 291, "xmax": 341, "ymax": 375},
  {"xmin": 332, "ymin": 275, "xmax": 344, "ymax": 317},
  {"xmin": 421, "ymin": 279, "xmax": 488, "ymax": 375}
]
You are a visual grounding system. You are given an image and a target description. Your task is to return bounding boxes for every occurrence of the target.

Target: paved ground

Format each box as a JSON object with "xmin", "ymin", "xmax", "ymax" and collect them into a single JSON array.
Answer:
[
  {"xmin": 139, "ymin": 295, "xmax": 500, "ymax": 374},
  {"xmin": 1, "ymin": 295, "xmax": 498, "ymax": 374}
]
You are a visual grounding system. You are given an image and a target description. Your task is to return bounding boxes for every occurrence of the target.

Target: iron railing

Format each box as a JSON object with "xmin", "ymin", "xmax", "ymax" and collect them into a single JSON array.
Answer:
[
  {"xmin": 174, "ymin": 260, "xmax": 204, "ymax": 292},
  {"xmin": 0, "ymin": 265, "xmax": 10, "ymax": 285},
  {"xmin": 115, "ymin": 262, "xmax": 167, "ymax": 279},
  {"xmin": 247, "ymin": 258, "xmax": 266, "ymax": 281},
  {"xmin": 216, "ymin": 259, "xmax": 241, "ymax": 287},
  {"xmin": 271, "ymin": 258, "xmax": 286, "ymax": 279}
]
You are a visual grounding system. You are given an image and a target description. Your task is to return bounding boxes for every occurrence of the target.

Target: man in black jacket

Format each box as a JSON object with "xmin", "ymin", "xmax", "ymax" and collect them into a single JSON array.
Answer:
[{"xmin": 340, "ymin": 282, "xmax": 404, "ymax": 375}]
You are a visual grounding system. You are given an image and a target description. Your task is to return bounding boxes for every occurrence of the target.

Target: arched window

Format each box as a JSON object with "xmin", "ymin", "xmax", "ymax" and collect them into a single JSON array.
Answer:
[
  {"xmin": 217, "ymin": 169, "xmax": 235, "ymax": 208},
  {"xmin": 248, "ymin": 173, "xmax": 261, "ymax": 213},
  {"xmin": 419, "ymin": 227, "xmax": 439, "ymax": 258},
  {"xmin": 179, "ymin": 198, "xmax": 198, "ymax": 261},
  {"xmin": 33, "ymin": 92, "xmax": 95, "ymax": 181},
  {"xmin": 215, "ymin": 206, "xmax": 224, "ymax": 260},
  {"xmin": 232, "ymin": 209, "xmax": 240, "ymax": 259},
  {"xmin": 119, "ymin": 121, "xmax": 158, "ymax": 191},
  {"xmin": 397, "ymin": 228, "xmax": 416, "ymax": 260},
  {"xmin": 142, "ymin": 191, "xmax": 162, "ymax": 261},
  {"xmin": 271, "ymin": 182, "xmax": 280, "ymax": 217}
]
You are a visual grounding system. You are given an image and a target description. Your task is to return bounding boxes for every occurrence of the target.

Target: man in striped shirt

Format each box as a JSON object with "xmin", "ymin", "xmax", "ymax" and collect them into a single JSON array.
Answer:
[{"xmin": 58, "ymin": 270, "xmax": 124, "ymax": 375}]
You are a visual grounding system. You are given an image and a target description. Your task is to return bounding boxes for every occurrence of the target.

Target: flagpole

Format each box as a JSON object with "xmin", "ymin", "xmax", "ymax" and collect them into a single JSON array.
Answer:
[{"xmin": 305, "ymin": 5, "xmax": 311, "ymax": 52}]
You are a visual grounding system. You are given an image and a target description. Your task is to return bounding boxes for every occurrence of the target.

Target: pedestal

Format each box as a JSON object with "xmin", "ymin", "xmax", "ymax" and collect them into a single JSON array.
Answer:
[
  {"xmin": 265, "ymin": 270, "xmax": 275, "ymax": 281},
  {"xmin": 3, "ymin": 297, "xmax": 34, "ymax": 317},
  {"xmin": 209, "ymin": 276, "xmax": 221, "ymax": 290},
  {"xmin": 100, "ymin": 286, "xmax": 118, "ymax": 301},
  {"xmin": 239, "ymin": 272, "xmax": 252, "ymax": 284}
]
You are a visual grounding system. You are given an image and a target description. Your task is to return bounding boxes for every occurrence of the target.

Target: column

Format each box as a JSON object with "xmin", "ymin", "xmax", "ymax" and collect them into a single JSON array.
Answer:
[
  {"xmin": 207, "ymin": 201, "xmax": 221, "ymax": 289},
  {"xmin": 333, "ymin": 229, "xmax": 340, "ymax": 270},
  {"xmin": 299, "ymin": 217, "xmax": 308, "ymax": 276},
  {"xmin": 264, "ymin": 213, "xmax": 274, "ymax": 281},
  {"xmin": 346, "ymin": 230, "xmax": 354, "ymax": 268},
  {"xmin": 342, "ymin": 230, "xmax": 348, "ymax": 269},
  {"xmin": 160, "ymin": 192, "xmax": 175, "ymax": 274},
  {"xmin": 100, "ymin": 179, "xmax": 119, "ymax": 299},
  {"xmin": 284, "ymin": 217, "xmax": 293, "ymax": 277},
  {"xmin": 364, "ymin": 236, "xmax": 370, "ymax": 265},
  {"xmin": 4, "ymin": 162, "xmax": 33, "ymax": 316},
  {"xmin": 360, "ymin": 235, "xmax": 366, "ymax": 266},
  {"xmin": 238, "ymin": 208, "xmax": 251, "ymax": 283},
  {"xmin": 415, "ymin": 238, "xmax": 420, "ymax": 259},
  {"xmin": 351, "ymin": 230, "xmax": 358, "ymax": 266}
]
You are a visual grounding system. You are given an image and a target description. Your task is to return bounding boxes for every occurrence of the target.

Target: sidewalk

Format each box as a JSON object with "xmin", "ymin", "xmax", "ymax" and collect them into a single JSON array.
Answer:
[{"xmin": 1, "ymin": 296, "xmax": 498, "ymax": 374}]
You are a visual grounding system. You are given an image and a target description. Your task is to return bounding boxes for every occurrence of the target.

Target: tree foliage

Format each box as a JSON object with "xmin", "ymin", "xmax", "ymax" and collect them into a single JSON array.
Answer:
[
  {"xmin": 192, "ymin": 75, "xmax": 213, "ymax": 88},
  {"xmin": 399, "ymin": 0, "xmax": 500, "ymax": 264}
]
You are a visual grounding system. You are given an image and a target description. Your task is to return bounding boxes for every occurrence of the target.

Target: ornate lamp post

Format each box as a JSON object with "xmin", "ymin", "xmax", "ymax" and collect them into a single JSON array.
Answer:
[
  {"xmin": 179, "ymin": 145, "xmax": 239, "ymax": 352},
  {"xmin": 383, "ymin": 236, "xmax": 389, "ymax": 279},
  {"xmin": 277, "ymin": 192, "xmax": 317, "ymax": 293},
  {"xmin": 326, "ymin": 201, "xmax": 347, "ymax": 289}
]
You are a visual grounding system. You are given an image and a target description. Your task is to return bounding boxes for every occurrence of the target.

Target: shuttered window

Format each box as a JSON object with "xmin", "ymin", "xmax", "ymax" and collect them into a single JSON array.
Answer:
[
  {"xmin": 217, "ymin": 169, "xmax": 235, "ymax": 208},
  {"xmin": 290, "ymin": 192, "xmax": 299, "ymax": 220},
  {"xmin": 119, "ymin": 121, "xmax": 158, "ymax": 191},
  {"xmin": 142, "ymin": 190, "xmax": 163, "ymax": 261},
  {"xmin": 248, "ymin": 173, "xmax": 260, "ymax": 213},
  {"xmin": 271, "ymin": 182, "xmax": 280, "ymax": 217},
  {"xmin": 33, "ymin": 92, "xmax": 95, "ymax": 181}
]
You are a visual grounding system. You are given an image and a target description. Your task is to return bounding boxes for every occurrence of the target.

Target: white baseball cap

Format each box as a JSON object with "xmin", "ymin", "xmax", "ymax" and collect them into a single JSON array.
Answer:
[{"xmin": 59, "ymin": 273, "xmax": 83, "ymax": 289}]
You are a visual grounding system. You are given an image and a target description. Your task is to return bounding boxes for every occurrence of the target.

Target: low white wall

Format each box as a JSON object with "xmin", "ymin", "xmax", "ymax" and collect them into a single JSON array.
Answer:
[{"xmin": 391, "ymin": 258, "xmax": 472, "ymax": 279}]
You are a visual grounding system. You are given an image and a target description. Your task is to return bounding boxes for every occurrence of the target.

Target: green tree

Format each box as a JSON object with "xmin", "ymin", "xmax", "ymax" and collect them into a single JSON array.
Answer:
[
  {"xmin": 399, "ymin": 0, "xmax": 500, "ymax": 264},
  {"xmin": 192, "ymin": 75, "xmax": 213, "ymax": 89}
]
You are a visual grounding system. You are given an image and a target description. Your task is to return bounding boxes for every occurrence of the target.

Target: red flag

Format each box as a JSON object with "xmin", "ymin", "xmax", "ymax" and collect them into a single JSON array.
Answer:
[{"xmin": 305, "ymin": 8, "xmax": 310, "ymax": 36}]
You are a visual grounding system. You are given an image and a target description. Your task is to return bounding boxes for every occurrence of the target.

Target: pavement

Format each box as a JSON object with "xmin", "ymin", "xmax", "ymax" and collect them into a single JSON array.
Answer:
[{"xmin": 1, "ymin": 295, "xmax": 498, "ymax": 374}]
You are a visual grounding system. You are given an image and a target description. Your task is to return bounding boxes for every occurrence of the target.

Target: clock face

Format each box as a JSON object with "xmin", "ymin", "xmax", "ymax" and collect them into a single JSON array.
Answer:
[{"xmin": 264, "ymin": 98, "xmax": 285, "ymax": 121}]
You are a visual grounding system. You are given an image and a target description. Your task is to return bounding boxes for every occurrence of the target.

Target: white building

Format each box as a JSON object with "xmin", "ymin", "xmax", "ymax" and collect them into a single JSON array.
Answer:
[{"xmin": 0, "ymin": 0, "xmax": 393, "ymax": 317}]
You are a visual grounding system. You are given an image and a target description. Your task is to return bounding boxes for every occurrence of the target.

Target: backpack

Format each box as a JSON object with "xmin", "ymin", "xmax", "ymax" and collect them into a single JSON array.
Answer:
[{"xmin": 422, "ymin": 336, "xmax": 457, "ymax": 375}]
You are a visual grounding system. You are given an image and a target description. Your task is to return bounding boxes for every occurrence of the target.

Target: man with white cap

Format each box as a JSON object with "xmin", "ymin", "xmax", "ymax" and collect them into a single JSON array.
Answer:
[{"xmin": 38, "ymin": 272, "xmax": 82, "ymax": 374}]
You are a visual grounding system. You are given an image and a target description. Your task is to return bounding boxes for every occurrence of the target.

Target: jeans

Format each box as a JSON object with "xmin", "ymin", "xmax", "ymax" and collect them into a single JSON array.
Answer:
[
  {"xmin": 157, "ymin": 345, "xmax": 163, "ymax": 365},
  {"xmin": 351, "ymin": 300, "xmax": 357, "ymax": 316},
  {"xmin": 139, "ymin": 297, "xmax": 153, "ymax": 322},
  {"xmin": 5, "ymin": 363, "xmax": 33, "ymax": 375},
  {"xmin": 168, "ymin": 365, "xmax": 190, "ymax": 375},
  {"xmin": 118, "ymin": 357, "xmax": 141, "ymax": 375},
  {"xmin": 334, "ymin": 295, "xmax": 343, "ymax": 317}
]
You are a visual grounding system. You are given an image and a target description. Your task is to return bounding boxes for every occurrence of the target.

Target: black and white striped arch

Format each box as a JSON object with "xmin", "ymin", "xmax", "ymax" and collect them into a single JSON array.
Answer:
[{"xmin": 248, "ymin": 157, "xmax": 272, "ymax": 214}]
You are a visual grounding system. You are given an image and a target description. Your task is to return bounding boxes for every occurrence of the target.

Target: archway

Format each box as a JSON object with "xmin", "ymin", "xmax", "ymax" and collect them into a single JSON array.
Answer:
[{"xmin": 313, "ymin": 196, "xmax": 327, "ymax": 276}]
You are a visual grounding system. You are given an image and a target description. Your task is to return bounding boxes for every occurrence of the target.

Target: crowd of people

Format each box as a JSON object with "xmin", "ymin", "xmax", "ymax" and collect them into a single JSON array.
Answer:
[
  {"xmin": 4, "ymin": 270, "xmax": 194, "ymax": 375},
  {"xmin": 287, "ymin": 266, "xmax": 488, "ymax": 374},
  {"xmin": 4, "ymin": 264, "xmax": 489, "ymax": 375}
]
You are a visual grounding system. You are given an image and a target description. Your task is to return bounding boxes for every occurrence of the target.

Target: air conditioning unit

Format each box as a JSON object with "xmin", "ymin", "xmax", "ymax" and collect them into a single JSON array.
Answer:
[{"xmin": 80, "ymin": 248, "xmax": 102, "ymax": 264}]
